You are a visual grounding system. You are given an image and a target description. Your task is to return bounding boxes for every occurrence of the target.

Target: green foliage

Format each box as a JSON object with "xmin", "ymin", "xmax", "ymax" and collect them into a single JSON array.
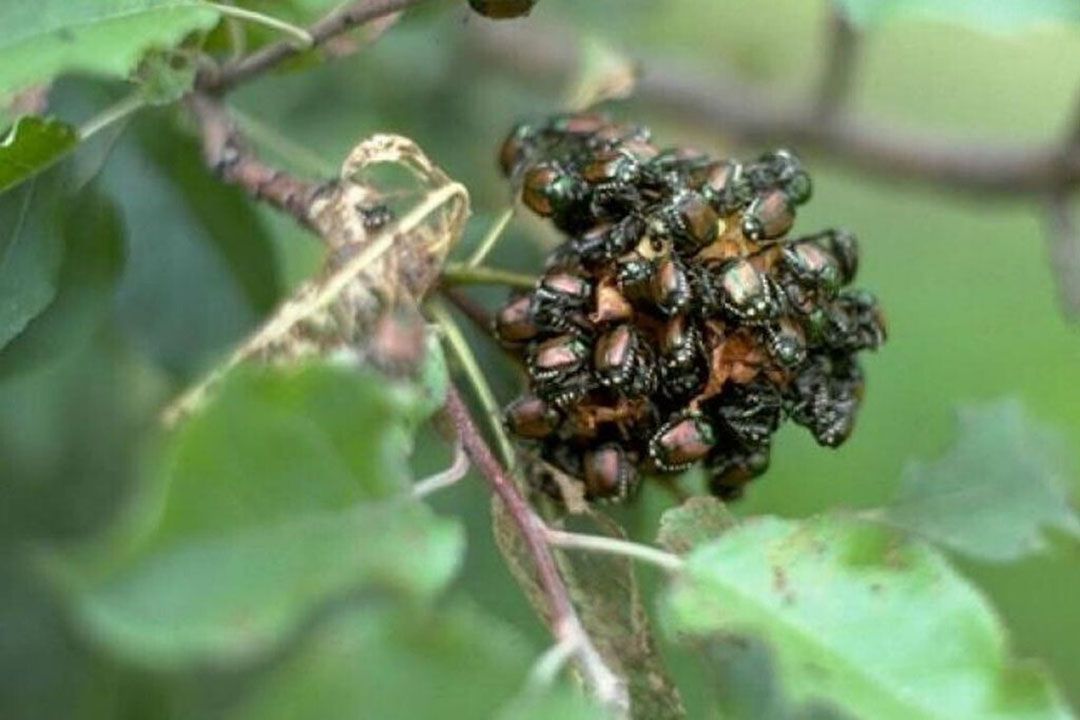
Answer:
[
  {"xmin": 0, "ymin": 116, "xmax": 78, "ymax": 193},
  {"xmin": 227, "ymin": 603, "xmax": 595, "ymax": 720},
  {"xmin": 0, "ymin": 172, "xmax": 68, "ymax": 351},
  {"xmin": 663, "ymin": 515, "xmax": 1074, "ymax": 720},
  {"xmin": 2, "ymin": 1, "xmax": 1080, "ymax": 718},
  {"xmin": 834, "ymin": 0, "xmax": 1080, "ymax": 32},
  {"xmin": 56, "ymin": 365, "xmax": 463, "ymax": 669},
  {"xmin": 879, "ymin": 400, "xmax": 1080, "ymax": 562},
  {"xmin": 0, "ymin": 181, "xmax": 126, "ymax": 378},
  {"xmin": 0, "ymin": 1, "xmax": 220, "ymax": 97},
  {"xmin": 656, "ymin": 496, "xmax": 737, "ymax": 555},
  {"xmin": 135, "ymin": 116, "xmax": 284, "ymax": 314}
]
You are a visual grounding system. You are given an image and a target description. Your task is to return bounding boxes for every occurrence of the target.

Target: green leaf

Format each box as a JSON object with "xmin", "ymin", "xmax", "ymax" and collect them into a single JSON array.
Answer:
[
  {"xmin": 0, "ymin": 116, "xmax": 78, "ymax": 193},
  {"xmin": 0, "ymin": 172, "xmax": 68, "ymax": 351},
  {"xmin": 657, "ymin": 496, "xmax": 737, "ymax": 555},
  {"xmin": 663, "ymin": 515, "xmax": 1074, "ymax": 720},
  {"xmin": 834, "ymin": 0, "xmax": 1080, "ymax": 33},
  {"xmin": 0, "ymin": 1, "xmax": 220, "ymax": 97},
  {"xmin": 56, "ymin": 364, "xmax": 464, "ymax": 669},
  {"xmin": 879, "ymin": 400, "xmax": 1080, "ymax": 562},
  {"xmin": 226, "ymin": 603, "xmax": 593, "ymax": 720},
  {"xmin": 136, "ymin": 116, "xmax": 284, "ymax": 315},
  {"xmin": 135, "ymin": 52, "xmax": 198, "ymax": 106},
  {"xmin": 0, "ymin": 181, "xmax": 125, "ymax": 378}
]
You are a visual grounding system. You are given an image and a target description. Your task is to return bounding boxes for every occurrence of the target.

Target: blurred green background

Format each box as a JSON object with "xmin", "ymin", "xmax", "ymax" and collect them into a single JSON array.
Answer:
[{"xmin": 1, "ymin": 0, "xmax": 1078, "ymax": 717}]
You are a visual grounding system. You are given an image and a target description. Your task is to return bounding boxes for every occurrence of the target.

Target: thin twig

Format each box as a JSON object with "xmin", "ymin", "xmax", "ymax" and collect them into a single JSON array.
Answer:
[
  {"xmin": 201, "ymin": 0, "xmax": 431, "ymax": 93},
  {"xmin": 467, "ymin": 22, "xmax": 1080, "ymax": 197},
  {"xmin": 527, "ymin": 637, "xmax": 578, "ymax": 688},
  {"xmin": 545, "ymin": 528, "xmax": 684, "ymax": 573},
  {"xmin": 187, "ymin": 93, "xmax": 325, "ymax": 230},
  {"xmin": 1043, "ymin": 192, "xmax": 1080, "ymax": 319},
  {"xmin": 442, "ymin": 262, "xmax": 537, "ymax": 290},
  {"xmin": 466, "ymin": 207, "xmax": 516, "ymax": 267},
  {"xmin": 413, "ymin": 438, "xmax": 470, "ymax": 498},
  {"xmin": 428, "ymin": 299, "xmax": 517, "ymax": 467},
  {"xmin": 813, "ymin": 5, "xmax": 859, "ymax": 122},
  {"xmin": 205, "ymin": 2, "xmax": 314, "ymax": 48},
  {"xmin": 78, "ymin": 93, "xmax": 145, "ymax": 141},
  {"xmin": 443, "ymin": 386, "xmax": 627, "ymax": 714}
]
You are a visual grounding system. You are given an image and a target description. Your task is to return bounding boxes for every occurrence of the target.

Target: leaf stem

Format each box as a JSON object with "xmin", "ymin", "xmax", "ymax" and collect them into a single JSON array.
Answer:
[
  {"xmin": 205, "ymin": 2, "xmax": 315, "ymax": 48},
  {"xmin": 442, "ymin": 262, "xmax": 537, "ymax": 290},
  {"xmin": 427, "ymin": 299, "xmax": 516, "ymax": 468},
  {"xmin": 412, "ymin": 439, "xmax": 469, "ymax": 498},
  {"xmin": 78, "ymin": 94, "xmax": 145, "ymax": 142},
  {"xmin": 465, "ymin": 207, "xmax": 515, "ymax": 268},
  {"xmin": 545, "ymin": 528, "xmax": 684, "ymax": 573}
]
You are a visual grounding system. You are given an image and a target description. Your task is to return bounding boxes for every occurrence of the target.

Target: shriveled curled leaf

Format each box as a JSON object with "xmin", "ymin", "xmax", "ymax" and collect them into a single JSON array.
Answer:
[
  {"xmin": 162, "ymin": 134, "xmax": 468, "ymax": 425},
  {"xmin": 657, "ymin": 496, "xmax": 737, "ymax": 555},
  {"xmin": 879, "ymin": 400, "xmax": 1079, "ymax": 562},
  {"xmin": 663, "ymin": 515, "xmax": 1073, "ymax": 720},
  {"xmin": 0, "ymin": 116, "xmax": 78, "ymax": 193},
  {"xmin": 0, "ymin": 1, "xmax": 220, "ymax": 97},
  {"xmin": 54, "ymin": 365, "xmax": 464, "ymax": 669}
]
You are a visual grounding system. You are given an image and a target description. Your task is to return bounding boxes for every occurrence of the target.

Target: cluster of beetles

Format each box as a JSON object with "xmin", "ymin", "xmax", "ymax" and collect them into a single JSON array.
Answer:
[{"xmin": 492, "ymin": 112, "xmax": 886, "ymax": 502}]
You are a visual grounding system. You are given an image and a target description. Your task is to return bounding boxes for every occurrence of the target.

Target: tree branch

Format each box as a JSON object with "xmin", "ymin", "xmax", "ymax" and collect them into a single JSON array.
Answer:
[
  {"xmin": 1043, "ymin": 192, "xmax": 1080, "ymax": 319},
  {"xmin": 199, "ymin": 0, "xmax": 431, "ymax": 93},
  {"xmin": 813, "ymin": 5, "xmax": 859, "ymax": 122},
  {"xmin": 443, "ymin": 386, "xmax": 627, "ymax": 713},
  {"xmin": 466, "ymin": 22, "xmax": 1080, "ymax": 198},
  {"xmin": 187, "ymin": 93, "xmax": 326, "ymax": 231}
]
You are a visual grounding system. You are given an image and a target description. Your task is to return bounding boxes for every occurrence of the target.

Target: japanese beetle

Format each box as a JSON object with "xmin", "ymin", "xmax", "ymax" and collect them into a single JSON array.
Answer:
[
  {"xmin": 647, "ymin": 411, "xmax": 717, "ymax": 473},
  {"xmin": 700, "ymin": 159, "xmax": 753, "ymax": 215},
  {"xmin": 787, "ymin": 354, "xmax": 865, "ymax": 448},
  {"xmin": 583, "ymin": 443, "xmax": 638, "ymax": 501},
  {"xmin": 649, "ymin": 189, "xmax": 719, "ymax": 254},
  {"xmin": 572, "ymin": 214, "xmax": 646, "ymax": 267},
  {"xmin": 764, "ymin": 319, "xmax": 807, "ymax": 368},
  {"xmin": 594, "ymin": 324, "xmax": 657, "ymax": 395},
  {"xmin": 648, "ymin": 256, "xmax": 693, "ymax": 317},
  {"xmin": 742, "ymin": 189, "xmax": 796, "ymax": 241},
  {"xmin": 709, "ymin": 379, "xmax": 783, "ymax": 448},
  {"xmin": 658, "ymin": 315, "xmax": 708, "ymax": 400},
  {"xmin": 505, "ymin": 394, "xmax": 562, "ymax": 440},
  {"xmin": 498, "ymin": 121, "xmax": 540, "ymax": 177},
  {"xmin": 468, "ymin": 0, "xmax": 538, "ymax": 19},
  {"xmin": 811, "ymin": 228, "xmax": 859, "ymax": 285},
  {"xmin": 820, "ymin": 290, "xmax": 887, "ymax": 353},
  {"xmin": 520, "ymin": 161, "xmax": 586, "ymax": 220},
  {"xmin": 706, "ymin": 445, "xmax": 771, "ymax": 500},
  {"xmin": 530, "ymin": 271, "xmax": 592, "ymax": 332},
  {"xmin": 528, "ymin": 334, "xmax": 595, "ymax": 407},
  {"xmin": 356, "ymin": 202, "xmax": 393, "ymax": 231},
  {"xmin": 494, "ymin": 294, "xmax": 541, "ymax": 345},
  {"xmin": 744, "ymin": 149, "xmax": 812, "ymax": 205},
  {"xmin": 714, "ymin": 258, "xmax": 783, "ymax": 325}
]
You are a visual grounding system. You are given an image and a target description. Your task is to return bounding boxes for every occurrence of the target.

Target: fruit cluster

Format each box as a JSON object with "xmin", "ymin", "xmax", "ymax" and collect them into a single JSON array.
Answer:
[{"xmin": 493, "ymin": 113, "xmax": 886, "ymax": 502}]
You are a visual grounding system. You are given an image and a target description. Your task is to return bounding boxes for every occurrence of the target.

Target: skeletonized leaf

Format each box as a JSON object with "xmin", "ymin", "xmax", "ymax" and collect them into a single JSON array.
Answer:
[
  {"xmin": 53, "ymin": 364, "xmax": 464, "ymax": 669},
  {"xmin": 0, "ymin": 116, "xmax": 78, "ymax": 193},
  {"xmin": 0, "ymin": 1, "xmax": 220, "ymax": 97},
  {"xmin": 663, "ymin": 515, "xmax": 1074, "ymax": 720},
  {"xmin": 879, "ymin": 399, "xmax": 1079, "ymax": 562}
]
